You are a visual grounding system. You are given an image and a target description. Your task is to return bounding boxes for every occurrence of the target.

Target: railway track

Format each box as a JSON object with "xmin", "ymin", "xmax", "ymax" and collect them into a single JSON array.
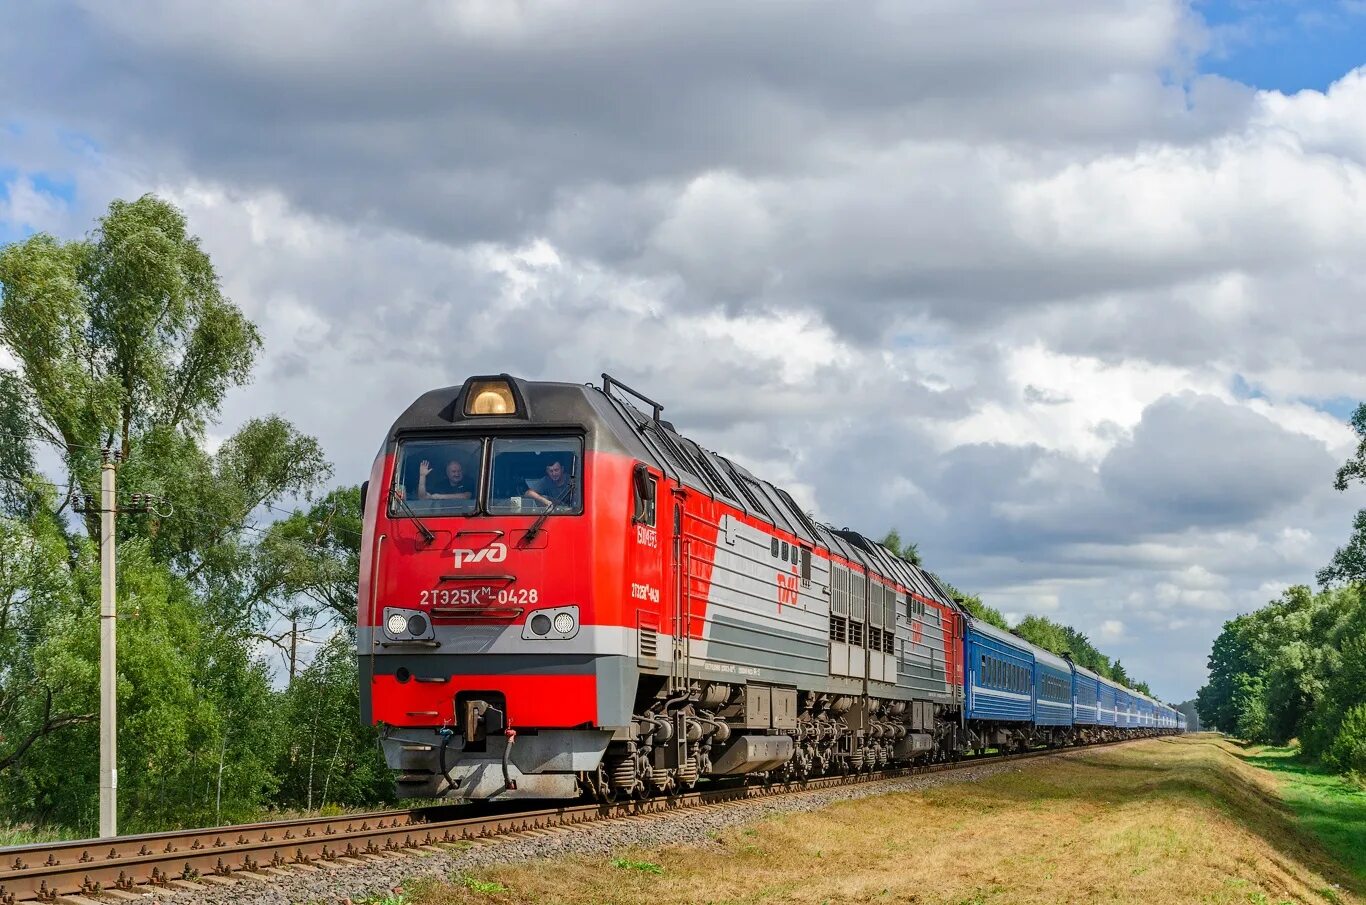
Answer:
[{"xmin": 0, "ymin": 740, "xmax": 1140, "ymax": 904}]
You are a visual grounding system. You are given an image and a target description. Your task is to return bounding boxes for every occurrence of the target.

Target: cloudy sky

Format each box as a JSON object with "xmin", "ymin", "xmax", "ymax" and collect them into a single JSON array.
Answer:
[{"xmin": 4, "ymin": 0, "xmax": 1366, "ymax": 701}]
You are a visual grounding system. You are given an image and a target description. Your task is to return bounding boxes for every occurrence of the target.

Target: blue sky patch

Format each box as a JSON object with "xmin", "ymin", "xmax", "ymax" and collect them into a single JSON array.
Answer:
[
  {"xmin": 0, "ymin": 166, "xmax": 70, "ymax": 244},
  {"xmin": 1306, "ymin": 395, "xmax": 1361, "ymax": 422},
  {"xmin": 29, "ymin": 171, "xmax": 76, "ymax": 203},
  {"xmin": 1230, "ymin": 373, "xmax": 1269, "ymax": 402},
  {"xmin": 1197, "ymin": 0, "xmax": 1366, "ymax": 93}
]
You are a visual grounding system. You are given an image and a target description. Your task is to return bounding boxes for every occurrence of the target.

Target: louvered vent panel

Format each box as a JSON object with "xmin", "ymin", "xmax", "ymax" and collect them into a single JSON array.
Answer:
[
  {"xmin": 638, "ymin": 627, "xmax": 658, "ymax": 660},
  {"xmin": 832, "ymin": 567, "xmax": 849, "ymax": 616}
]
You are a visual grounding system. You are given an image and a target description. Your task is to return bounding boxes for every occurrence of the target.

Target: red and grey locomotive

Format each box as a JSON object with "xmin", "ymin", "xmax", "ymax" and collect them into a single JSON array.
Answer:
[{"xmin": 357, "ymin": 374, "xmax": 1180, "ymax": 801}]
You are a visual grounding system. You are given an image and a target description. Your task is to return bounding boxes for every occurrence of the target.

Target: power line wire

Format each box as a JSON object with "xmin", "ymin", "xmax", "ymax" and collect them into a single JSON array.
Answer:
[
  {"xmin": 7, "ymin": 431, "xmax": 363, "ymax": 537},
  {"xmin": 0, "ymin": 475, "xmax": 362, "ymax": 558}
]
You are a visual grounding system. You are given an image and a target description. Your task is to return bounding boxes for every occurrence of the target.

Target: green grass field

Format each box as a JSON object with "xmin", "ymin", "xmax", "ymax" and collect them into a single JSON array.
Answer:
[{"xmin": 1240, "ymin": 744, "xmax": 1366, "ymax": 886}]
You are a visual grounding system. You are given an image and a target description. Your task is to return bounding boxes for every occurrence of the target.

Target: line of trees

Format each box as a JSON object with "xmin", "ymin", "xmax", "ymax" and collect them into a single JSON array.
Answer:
[
  {"xmin": 0, "ymin": 197, "xmax": 389, "ymax": 835},
  {"xmin": 880, "ymin": 532, "xmax": 1151, "ymax": 695},
  {"xmin": 1196, "ymin": 404, "xmax": 1366, "ymax": 778}
]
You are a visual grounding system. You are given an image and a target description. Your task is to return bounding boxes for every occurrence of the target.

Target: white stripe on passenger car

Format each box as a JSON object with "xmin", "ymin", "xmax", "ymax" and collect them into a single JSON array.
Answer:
[{"xmin": 970, "ymin": 685, "xmax": 1031, "ymax": 703}]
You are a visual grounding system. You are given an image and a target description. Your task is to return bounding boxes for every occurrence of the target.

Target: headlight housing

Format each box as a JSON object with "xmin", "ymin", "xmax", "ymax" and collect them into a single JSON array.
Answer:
[
  {"xmin": 464, "ymin": 378, "xmax": 517, "ymax": 415},
  {"xmin": 382, "ymin": 606, "xmax": 435, "ymax": 641},
  {"xmin": 520, "ymin": 605, "xmax": 580, "ymax": 641}
]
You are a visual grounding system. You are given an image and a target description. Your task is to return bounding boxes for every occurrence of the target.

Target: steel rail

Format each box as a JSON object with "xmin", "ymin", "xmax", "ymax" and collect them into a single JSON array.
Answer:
[{"xmin": 0, "ymin": 736, "xmax": 1159, "ymax": 904}]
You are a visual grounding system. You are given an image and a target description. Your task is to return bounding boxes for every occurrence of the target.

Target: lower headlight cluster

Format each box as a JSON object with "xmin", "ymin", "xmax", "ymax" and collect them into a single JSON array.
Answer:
[
  {"xmin": 382, "ymin": 606, "xmax": 435, "ymax": 641},
  {"xmin": 522, "ymin": 605, "xmax": 579, "ymax": 641}
]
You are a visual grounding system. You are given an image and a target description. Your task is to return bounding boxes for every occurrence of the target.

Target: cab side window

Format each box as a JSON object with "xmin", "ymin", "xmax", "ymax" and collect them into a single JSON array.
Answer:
[{"xmin": 632, "ymin": 464, "xmax": 657, "ymax": 525}]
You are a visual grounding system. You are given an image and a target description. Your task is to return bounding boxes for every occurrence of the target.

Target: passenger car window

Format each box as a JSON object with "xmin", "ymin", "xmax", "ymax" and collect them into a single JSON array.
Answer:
[{"xmin": 391, "ymin": 438, "xmax": 483, "ymax": 516}]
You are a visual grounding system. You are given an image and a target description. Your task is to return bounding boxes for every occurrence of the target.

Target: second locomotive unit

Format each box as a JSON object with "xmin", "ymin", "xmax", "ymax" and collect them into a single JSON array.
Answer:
[{"xmin": 358, "ymin": 374, "xmax": 1181, "ymax": 801}]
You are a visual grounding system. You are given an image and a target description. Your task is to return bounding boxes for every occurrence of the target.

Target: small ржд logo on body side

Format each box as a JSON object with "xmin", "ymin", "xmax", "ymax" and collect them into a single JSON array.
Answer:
[{"xmin": 452, "ymin": 542, "xmax": 508, "ymax": 569}]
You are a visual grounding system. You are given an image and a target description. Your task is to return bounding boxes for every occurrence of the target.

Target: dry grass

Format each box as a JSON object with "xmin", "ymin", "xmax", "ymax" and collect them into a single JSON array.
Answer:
[{"xmin": 410, "ymin": 735, "xmax": 1361, "ymax": 905}]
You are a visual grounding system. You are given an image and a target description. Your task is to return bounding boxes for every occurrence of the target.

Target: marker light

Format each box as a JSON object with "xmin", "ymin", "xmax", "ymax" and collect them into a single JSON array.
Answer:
[
  {"xmin": 530, "ymin": 613, "xmax": 552, "ymax": 635},
  {"xmin": 387, "ymin": 612, "xmax": 408, "ymax": 635},
  {"xmin": 553, "ymin": 612, "xmax": 576, "ymax": 634},
  {"xmin": 465, "ymin": 379, "xmax": 516, "ymax": 415}
]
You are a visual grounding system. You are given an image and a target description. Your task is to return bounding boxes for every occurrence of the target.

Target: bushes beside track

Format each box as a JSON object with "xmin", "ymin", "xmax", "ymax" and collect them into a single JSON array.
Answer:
[
  {"xmin": 1200, "ymin": 401, "xmax": 1366, "ymax": 781},
  {"xmin": 1198, "ymin": 583, "xmax": 1366, "ymax": 781}
]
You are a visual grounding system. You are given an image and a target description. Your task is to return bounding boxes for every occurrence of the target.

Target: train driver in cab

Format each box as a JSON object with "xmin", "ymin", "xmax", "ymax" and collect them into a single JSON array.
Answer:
[
  {"xmin": 418, "ymin": 457, "xmax": 475, "ymax": 500},
  {"xmin": 525, "ymin": 455, "xmax": 575, "ymax": 509}
]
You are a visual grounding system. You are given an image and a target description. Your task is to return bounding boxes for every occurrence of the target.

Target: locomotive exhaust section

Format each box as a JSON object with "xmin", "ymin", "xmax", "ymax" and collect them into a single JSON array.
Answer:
[{"xmin": 358, "ymin": 374, "xmax": 1186, "ymax": 803}]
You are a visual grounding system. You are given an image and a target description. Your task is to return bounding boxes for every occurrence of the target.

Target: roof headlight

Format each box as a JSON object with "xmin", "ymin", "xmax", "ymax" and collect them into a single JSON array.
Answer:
[
  {"xmin": 553, "ymin": 612, "xmax": 576, "ymax": 634},
  {"xmin": 465, "ymin": 379, "xmax": 516, "ymax": 416},
  {"xmin": 386, "ymin": 612, "xmax": 408, "ymax": 636}
]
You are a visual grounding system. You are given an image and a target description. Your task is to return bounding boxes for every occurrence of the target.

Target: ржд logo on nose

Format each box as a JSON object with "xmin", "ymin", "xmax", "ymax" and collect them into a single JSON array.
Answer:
[{"xmin": 452, "ymin": 541, "xmax": 508, "ymax": 569}]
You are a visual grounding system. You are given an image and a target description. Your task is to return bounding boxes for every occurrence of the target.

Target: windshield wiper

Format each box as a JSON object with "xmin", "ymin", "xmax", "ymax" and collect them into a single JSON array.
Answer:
[
  {"xmin": 519, "ymin": 476, "xmax": 576, "ymax": 547},
  {"xmin": 389, "ymin": 486, "xmax": 436, "ymax": 545}
]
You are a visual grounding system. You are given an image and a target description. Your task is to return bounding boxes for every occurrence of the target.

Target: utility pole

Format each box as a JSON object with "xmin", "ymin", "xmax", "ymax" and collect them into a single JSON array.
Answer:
[
  {"xmin": 98, "ymin": 449, "xmax": 118, "ymax": 839},
  {"xmin": 73, "ymin": 449, "xmax": 151, "ymax": 839},
  {"xmin": 289, "ymin": 615, "xmax": 299, "ymax": 685}
]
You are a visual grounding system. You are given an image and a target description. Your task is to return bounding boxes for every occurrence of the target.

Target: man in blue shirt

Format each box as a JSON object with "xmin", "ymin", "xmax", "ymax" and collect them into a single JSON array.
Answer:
[{"xmin": 525, "ymin": 457, "xmax": 575, "ymax": 509}]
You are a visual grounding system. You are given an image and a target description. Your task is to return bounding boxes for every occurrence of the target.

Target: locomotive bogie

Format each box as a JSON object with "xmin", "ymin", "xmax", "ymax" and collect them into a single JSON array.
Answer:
[{"xmin": 382, "ymin": 726, "xmax": 614, "ymax": 799}]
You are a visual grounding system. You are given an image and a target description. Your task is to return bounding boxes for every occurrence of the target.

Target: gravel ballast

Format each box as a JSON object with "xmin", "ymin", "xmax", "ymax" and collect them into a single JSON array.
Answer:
[{"xmin": 133, "ymin": 757, "xmax": 1061, "ymax": 905}]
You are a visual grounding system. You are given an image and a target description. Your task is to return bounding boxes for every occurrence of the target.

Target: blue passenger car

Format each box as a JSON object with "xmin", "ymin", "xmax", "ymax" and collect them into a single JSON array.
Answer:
[
  {"xmin": 1116, "ymin": 688, "xmax": 1134, "ymax": 728},
  {"xmin": 1072, "ymin": 665, "xmax": 1101, "ymax": 726},
  {"xmin": 1032, "ymin": 647, "xmax": 1073, "ymax": 727},
  {"xmin": 964, "ymin": 618, "xmax": 1034, "ymax": 723},
  {"xmin": 1097, "ymin": 678, "xmax": 1117, "ymax": 727}
]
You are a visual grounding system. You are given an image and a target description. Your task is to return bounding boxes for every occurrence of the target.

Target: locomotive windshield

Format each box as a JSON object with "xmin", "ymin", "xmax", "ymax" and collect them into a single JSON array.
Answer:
[
  {"xmin": 388, "ymin": 435, "xmax": 582, "ymax": 517},
  {"xmin": 488, "ymin": 436, "xmax": 582, "ymax": 514},
  {"xmin": 391, "ymin": 438, "xmax": 482, "ymax": 515}
]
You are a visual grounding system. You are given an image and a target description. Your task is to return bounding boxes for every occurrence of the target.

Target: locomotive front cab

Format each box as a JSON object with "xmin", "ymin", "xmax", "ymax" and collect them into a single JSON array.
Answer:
[{"xmin": 359, "ymin": 376, "xmax": 638, "ymax": 800}]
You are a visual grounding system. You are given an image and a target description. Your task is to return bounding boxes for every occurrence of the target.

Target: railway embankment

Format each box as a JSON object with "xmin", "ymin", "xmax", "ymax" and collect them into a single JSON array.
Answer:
[{"xmin": 409, "ymin": 735, "xmax": 1363, "ymax": 905}]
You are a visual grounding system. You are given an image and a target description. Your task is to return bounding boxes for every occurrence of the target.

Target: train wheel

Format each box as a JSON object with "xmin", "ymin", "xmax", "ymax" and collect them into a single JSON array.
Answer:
[{"xmin": 595, "ymin": 764, "xmax": 618, "ymax": 804}]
